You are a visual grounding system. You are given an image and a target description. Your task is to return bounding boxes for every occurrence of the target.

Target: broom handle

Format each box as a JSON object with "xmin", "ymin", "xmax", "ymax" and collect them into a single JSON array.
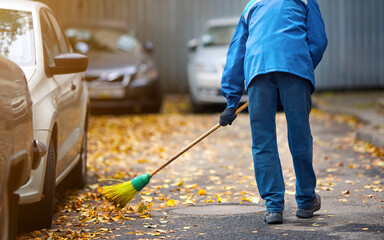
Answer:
[{"xmin": 150, "ymin": 101, "xmax": 249, "ymax": 177}]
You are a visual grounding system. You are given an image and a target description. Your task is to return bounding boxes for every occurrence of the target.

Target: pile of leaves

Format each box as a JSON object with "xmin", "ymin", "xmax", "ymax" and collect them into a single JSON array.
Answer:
[{"xmin": 17, "ymin": 100, "xmax": 383, "ymax": 239}]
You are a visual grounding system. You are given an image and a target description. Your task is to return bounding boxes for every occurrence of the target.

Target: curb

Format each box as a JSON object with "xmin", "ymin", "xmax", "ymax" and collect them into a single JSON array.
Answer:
[
  {"xmin": 313, "ymin": 99, "xmax": 384, "ymax": 149},
  {"xmin": 356, "ymin": 125, "xmax": 384, "ymax": 149}
]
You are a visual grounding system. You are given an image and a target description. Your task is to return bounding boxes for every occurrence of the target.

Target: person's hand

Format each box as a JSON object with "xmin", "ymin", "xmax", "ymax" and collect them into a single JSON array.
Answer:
[{"xmin": 219, "ymin": 107, "xmax": 237, "ymax": 126}]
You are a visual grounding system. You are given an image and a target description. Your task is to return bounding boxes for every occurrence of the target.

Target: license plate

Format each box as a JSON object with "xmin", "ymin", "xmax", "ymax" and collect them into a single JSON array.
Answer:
[{"xmin": 88, "ymin": 87, "xmax": 125, "ymax": 99}]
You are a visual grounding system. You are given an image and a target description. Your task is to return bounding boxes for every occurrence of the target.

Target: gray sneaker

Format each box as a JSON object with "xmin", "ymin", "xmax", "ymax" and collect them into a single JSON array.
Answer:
[
  {"xmin": 264, "ymin": 212, "xmax": 283, "ymax": 224},
  {"xmin": 296, "ymin": 193, "xmax": 321, "ymax": 218}
]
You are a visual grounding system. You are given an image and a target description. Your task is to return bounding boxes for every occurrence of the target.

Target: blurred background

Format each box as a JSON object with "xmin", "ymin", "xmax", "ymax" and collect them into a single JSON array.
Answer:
[{"xmin": 38, "ymin": 0, "xmax": 384, "ymax": 94}]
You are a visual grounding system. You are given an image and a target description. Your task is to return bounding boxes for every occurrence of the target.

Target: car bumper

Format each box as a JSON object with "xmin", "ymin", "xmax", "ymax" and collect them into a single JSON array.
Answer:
[
  {"xmin": 189, "ymin": 73, "xmax": 248, "ymax": 105},
  {"xmin": 15, "ymin": 130, "xmax": 50, "ymax": 204},
  {"xmin": 193, "ymin": 88, "xmax": 248, "ymax": 105},
  {"xmin": 87, "ymin": 77, "xmax": 161, "ymax": 109}
]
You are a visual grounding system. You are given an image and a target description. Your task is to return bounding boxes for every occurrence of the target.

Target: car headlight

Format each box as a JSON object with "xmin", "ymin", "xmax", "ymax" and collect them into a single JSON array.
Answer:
[
  {"xmin": 134, "ymin": 64, "xmax": 158, "ymax": 80},
  {"xmin": 101, "ymin": 71, "xmax": 125, "ymax": 82},
  {"xmin": 194, "ymin": 63, "xmax": 217, "ymax": 74}
]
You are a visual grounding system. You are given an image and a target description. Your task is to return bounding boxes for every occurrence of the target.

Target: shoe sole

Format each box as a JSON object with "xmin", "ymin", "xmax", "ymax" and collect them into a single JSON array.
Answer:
[{"xmin": 266, "ymin": 219, "xmax": 283, "ymax": 224}]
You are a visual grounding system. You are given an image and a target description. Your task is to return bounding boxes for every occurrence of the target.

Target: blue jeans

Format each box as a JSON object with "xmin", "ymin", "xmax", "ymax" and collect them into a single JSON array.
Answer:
[{"xmin": 247, "ymin": 72, "xmax": 316, "ymax": 213}]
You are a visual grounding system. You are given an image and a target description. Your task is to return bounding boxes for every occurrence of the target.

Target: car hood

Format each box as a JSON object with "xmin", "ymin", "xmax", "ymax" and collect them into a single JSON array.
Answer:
[
  {"xmin": 86, "ymin": 51, "xmax": 143, "ymax": 75},
  {"xmin": 193, "ymin": 46, "xmax": 229, "ymax": 64}
]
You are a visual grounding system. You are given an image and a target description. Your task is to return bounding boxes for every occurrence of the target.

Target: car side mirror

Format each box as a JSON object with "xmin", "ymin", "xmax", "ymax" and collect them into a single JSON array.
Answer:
[
  {"xmin": 144, "ymin": 41, "xmax": 154, "ymax": 53},
  {"xmin": 50, "ymin": 53, "xmax": 88, "ymax": 75},
  {"xmin": 187, "ymin": 39, "xmax": 198, "ymax": 52}
]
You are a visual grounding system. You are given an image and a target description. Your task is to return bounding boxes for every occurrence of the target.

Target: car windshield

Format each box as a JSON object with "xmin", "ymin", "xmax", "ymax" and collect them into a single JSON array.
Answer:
[
  {"xmin": 0, "ymin": 9, "xmax": 35, "ymax": 66},
  {"xmin": 66, "ymin": 28, "xmax": 142, "ymax": 54},
  {"xmin": 201, "ymin": 24, "xmax": 236, "ymax": 47}
]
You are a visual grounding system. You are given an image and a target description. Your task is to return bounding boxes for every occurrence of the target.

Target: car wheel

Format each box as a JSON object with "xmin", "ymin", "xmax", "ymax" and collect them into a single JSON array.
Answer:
[
  {"xmin": 19, "ymin": 140, "xmax": 56, "ymax": 232},
  {"xmin": 189, "ymin": 93, "xmax": 206, "ymax": 113},
  {"xmin": 191, "ymin": 100, "xmax": 205, "ymax": 113},
  {"xmin": 1, "ymin": 186, "xmax": 18, "ymax": 240},
  {"xmin": 142, "ymin": 102, "xmax": 162, "ymax": 113},
  {"xmin": 142, "ymin": 88, "xmax": 163, "ymax": 113},
  {"xmin": 68, "ymin": 126, "xmax": 88, "ymax": 189}
]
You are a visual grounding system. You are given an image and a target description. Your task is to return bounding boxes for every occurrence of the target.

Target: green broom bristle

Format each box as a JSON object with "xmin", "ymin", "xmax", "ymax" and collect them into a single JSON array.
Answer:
[
  {"xmin": 101, "ymin": 174, "xmax": 151, "ymax": 208},
  {"xmin": 101, "ymin": 181, "xmax": 138, "ymax": 208}
]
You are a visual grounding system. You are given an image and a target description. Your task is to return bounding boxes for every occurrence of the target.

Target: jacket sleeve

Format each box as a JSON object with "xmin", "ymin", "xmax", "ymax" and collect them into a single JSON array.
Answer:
[
  {"xmin": 307, "ymin": 0, "xmax": 328, "ymax": 69},
  {"xmin": 221, "ymin": 17, "xmax": 248, "ymax": 109}
]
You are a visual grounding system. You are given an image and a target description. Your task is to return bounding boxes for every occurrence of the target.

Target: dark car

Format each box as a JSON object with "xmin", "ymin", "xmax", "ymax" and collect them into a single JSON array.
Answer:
[
  {"xmin": 66, "ymin": 26, "xmax": 163, "ymax": 113},
  {"xmin": 0, "ymin": 55, "xmax": 46, "ymax": 240}
]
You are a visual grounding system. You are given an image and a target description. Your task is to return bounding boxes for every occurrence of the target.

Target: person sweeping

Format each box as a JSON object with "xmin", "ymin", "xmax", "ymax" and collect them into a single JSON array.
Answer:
[{"xmin": 219, "ymin": 0, "xmax": 327, "ymax": 224}]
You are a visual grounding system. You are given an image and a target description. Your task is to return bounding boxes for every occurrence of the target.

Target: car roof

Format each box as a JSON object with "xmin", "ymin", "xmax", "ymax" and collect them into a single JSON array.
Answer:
[
  {"xmin": 0, "ymin": 0, "xmax": 48, "ymax": 12},
  {"xmin": 205, "ymin": 17, "xmax": 239, "ymax": 27}
]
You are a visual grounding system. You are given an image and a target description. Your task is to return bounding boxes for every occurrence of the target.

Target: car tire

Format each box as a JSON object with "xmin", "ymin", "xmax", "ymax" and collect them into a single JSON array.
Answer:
[
  {"xmin": 189, "ymin": 94, "xmax": 207, "ymax": 113},
  {"xmin": 8, "ymin": 191, "xmax": 18, "ymax": 240},
  {"xmin": 142, "ymin": 102, "xmax": 162, "ymax": 113},
  {"xmin": 68, "ymin": 126, "xmax": 88, "ymax": 189},
  {"xmin": 142, "ymin": 87, "xmax": 163, "ymax": 113},
  {"xmin": 191, "ymin": 100, "xmax": 205, "ymax": 113},
  {"xmin": 19, "ymin": 140, "xmax": 56, "ymax": 232}
]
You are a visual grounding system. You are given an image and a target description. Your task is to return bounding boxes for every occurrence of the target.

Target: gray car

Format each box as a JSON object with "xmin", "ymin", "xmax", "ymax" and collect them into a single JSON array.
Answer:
[
  {"xmin": 66, "ymin": 26, "xmax": 163, "ymax": 113},
  {"xmin": 0, "ymin": 55, "xmax": 45, "ymax": 240}
]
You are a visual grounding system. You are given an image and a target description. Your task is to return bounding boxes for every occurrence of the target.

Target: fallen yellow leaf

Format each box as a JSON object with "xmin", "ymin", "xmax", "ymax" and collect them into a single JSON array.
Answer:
[
  {"xmin": 186, "ymin": 184, "xmax": 197, "ymax": 189},
  {"xmin": 137, "ymin": 159, "xmax": 147, "ymax": 163},
  {"xmin": 166, "ymin": 199, "xmax": 176, "ymax": 207},
  {"xmin": 341, "ymin": 190, "xmax": 350, "ymax": 195},
  {"xmin": 175, "ymin": 180, "xmax": 184, "ymax": 187},
  {"xmin": 198, "ymin": 189, "xmax": 207, "ymax": 195}
]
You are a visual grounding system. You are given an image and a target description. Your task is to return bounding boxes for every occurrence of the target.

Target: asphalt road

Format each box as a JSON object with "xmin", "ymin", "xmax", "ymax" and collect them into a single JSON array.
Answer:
[{"xmin": 18, "ymin": 98, "xmax": 384, "ymax": 239}]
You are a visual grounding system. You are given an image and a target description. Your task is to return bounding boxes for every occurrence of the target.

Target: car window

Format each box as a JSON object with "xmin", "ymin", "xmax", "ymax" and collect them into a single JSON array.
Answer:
[
  {"xmin": 44, "ymin": 10, "xmax": 70, "ymax": 53},
  {"xmin": 201, "ymin": 25, "xmax": 236, "ymax": 47},
  {"xmin": 0, "ymin": 9, "xmax": 35, "ymax": 66},
  {"xmin": 40, "ymin": 9, "xmax": 60, "ymax": 67},
  {"xmin": 66, "ymin": 28, "xmax": 142, "ymax": 54}
]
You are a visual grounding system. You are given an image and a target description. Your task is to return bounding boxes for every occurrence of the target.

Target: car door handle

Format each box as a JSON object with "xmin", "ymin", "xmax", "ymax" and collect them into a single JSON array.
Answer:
[{"xmin": 71, "ymin": 83, "xmax": 77, "ymax": 91}]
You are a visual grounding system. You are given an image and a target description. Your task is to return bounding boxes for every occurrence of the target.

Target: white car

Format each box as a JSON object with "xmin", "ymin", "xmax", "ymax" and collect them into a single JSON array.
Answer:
[
  {"xmin": 187, "ymin": 18, "xmax": 248, "ymax": 112},
  {"xmin": 0, "ymin": 0, "xmax": 89, "ymax": 231}
]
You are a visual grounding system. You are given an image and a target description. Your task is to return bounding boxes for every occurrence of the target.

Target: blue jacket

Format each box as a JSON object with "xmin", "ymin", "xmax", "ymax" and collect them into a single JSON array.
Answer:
[{"xmin": 221, "ymin": 0, "xmax": 328, "ymax": 108}]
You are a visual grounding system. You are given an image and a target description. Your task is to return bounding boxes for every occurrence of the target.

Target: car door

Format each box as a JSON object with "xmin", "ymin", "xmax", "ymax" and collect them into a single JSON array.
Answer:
[{"xmin": 40, "ymin": 9, "xmax": 82, "ymax": 176}]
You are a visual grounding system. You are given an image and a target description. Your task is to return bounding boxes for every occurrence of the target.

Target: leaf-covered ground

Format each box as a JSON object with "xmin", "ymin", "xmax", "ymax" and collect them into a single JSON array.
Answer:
[{"xmin": 18, "ymin": 96, "xmax": 383, "ymax": 239}]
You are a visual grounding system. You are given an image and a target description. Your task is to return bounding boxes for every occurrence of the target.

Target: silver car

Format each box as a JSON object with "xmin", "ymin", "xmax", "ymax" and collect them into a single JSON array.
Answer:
[
  {"xmin": 0, "ymin": 0, "xmax": 89, "ymax": 231},
  {"xmin": 187, "ymin": 18, "xmax": 248, "ymax": 112}
]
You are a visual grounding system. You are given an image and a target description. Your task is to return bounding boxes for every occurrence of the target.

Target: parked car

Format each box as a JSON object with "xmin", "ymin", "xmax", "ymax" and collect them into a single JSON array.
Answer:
[
  {"xmin": 0, "ymin": 55, "xmax": 46, "ymax": 240},
  {"xmin": 187, "ymin": 18, "xmax": 248, "ymax": 112},
  {"xmin": 65, "ymin": 26, "xmax": 163, "ymax": 113},
  {"xmin": 0, "ymin": 0, "xmax": 89, "ymax": 231}
]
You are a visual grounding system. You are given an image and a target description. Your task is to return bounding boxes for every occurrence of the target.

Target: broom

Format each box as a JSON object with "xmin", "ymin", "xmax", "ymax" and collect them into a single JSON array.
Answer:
[{"xmin": 101, "ymin": 102, "xmax": 249, "ymax": 208}]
